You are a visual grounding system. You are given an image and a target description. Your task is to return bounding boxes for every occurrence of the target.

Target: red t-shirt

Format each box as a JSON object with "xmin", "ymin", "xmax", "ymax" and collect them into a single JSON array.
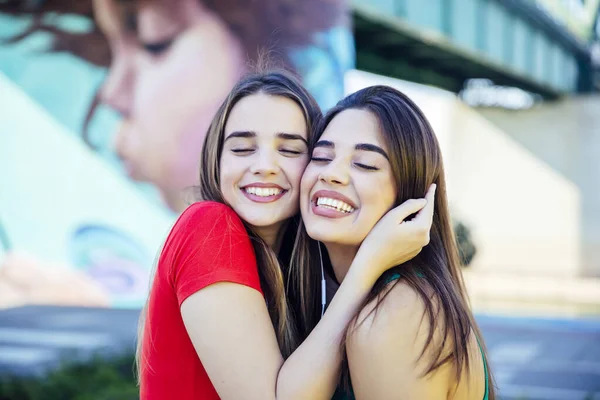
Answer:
[{"xmin": 140, "ymin": 201, "xmax": 263, "ymax": 400}]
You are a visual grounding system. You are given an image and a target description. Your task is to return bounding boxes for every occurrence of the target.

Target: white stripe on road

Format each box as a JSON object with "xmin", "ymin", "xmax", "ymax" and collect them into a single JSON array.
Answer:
[
  {"xmin": 0, "ymin": 328, "xmax": 114, "ymax": 349},
  {"xmin": 489, "ymin": 342, "xmax": 541, "ymax": 384},
  {"xmin": 0, "ymin": 345, "xmax": 56, "ymax": 365},
  {"xmin": 500, "ymin": 384, "xmax": 599, "ymax": 400},
  {"xmin": 490, "ymin": 342, "xmax": 541, "ymax": 363},
  {"xmin": 494, "ymin": 359, "xmax": 600, "ymax": 375}
]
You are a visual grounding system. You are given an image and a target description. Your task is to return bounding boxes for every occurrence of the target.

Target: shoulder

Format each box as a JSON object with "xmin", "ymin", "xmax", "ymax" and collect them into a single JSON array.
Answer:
[
  {"xmin": 163, "ymin": 202, "xmax": 258, "ymax": 293},
  {"xmin": 347, "ymin": 280, "xmax": 442, "ymax": 371},
  {"xmin": 161, "ymin": 201, "xmax": 250, "ymax": 264},
  {"xmin": 350, "ymin": 280, "xmax": 429, "ymax": 343},
  {"xmin": 180, "ymin": 200, "xmax": 238, "ymax": 221},
  {"xmin": 175, "ymin": 201, "xmax": 246, "ymax": 236}
]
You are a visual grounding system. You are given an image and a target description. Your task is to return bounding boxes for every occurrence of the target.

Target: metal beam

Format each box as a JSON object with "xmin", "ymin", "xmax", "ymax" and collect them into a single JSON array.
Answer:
[
  {"xmin": 496, "ymin": 0, "xmax": 590, "ymax": 59},
  {"xmin": 352, "ymin": 2, "xmax": 563, "ymax": 98}
]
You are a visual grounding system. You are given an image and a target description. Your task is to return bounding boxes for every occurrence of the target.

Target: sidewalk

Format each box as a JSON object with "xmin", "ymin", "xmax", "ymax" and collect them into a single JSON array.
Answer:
[{"xmin": 1, "ymin": 305, "xmax": 598, "ymax": 399}]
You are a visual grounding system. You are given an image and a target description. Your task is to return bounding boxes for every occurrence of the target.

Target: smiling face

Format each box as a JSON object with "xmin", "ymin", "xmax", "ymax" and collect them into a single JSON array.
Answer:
[
  {"xmin": 220, "ymin": 93, "xmax": 309, "ymax": 242},
  {"xmin": 301, "ymin": 109, "xmax": 397, "ymax": 246}
]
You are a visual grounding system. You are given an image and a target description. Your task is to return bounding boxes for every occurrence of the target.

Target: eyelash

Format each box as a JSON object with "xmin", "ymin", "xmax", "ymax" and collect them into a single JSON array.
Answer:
[
  {"xmin": 231, "ymin": 149, "xmax": 303, "ymax": 155},
  {"xmin": 356, "ymin": 163, "xmax": 379, "ymax": 171},
  {"xmin": 143, "ymin": 40, "xmax": 174, "ymax": 56},
  {"xmin": 282, "ymin": 149, "xmax": 303, "ymax": 155},
  {"xmin": 310, "ymin": 157, "xmax": 379, "ymax": 171}
]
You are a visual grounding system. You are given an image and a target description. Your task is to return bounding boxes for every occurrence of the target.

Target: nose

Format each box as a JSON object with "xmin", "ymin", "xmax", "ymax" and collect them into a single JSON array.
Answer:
[
  {"xmin": 250, "ymin": 149, "xmax": 280, "ymax": 176},
  {"xmin": 100, "ymin": 52, "xmax": 136, "ymax": 117},
  {"xmin": 318, "ymin": 159, "xmax": 349, "ymax": 186}
]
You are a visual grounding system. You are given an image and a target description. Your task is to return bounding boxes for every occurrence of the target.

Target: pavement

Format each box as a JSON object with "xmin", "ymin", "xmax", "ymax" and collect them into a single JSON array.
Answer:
[
  {"xmin": 478, "ymin": 314, "xmax": 600, "ymax": 400},
  {"xmin": 0, "ymin": 305, "xmax": 599, "ymax": 399}
]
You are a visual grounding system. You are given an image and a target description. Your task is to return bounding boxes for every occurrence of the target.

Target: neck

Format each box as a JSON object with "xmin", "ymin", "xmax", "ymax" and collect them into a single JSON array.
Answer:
[
  {"xmin": 323, "ymin": 243, "xmax": 359, "ymax": 283},
  {"xmin": 253, "ymin": 221, "xmax": 286, "ymax": 252}
]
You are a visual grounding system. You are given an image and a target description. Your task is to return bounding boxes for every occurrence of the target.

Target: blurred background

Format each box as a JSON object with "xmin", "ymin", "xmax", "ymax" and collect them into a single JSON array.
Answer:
[{"xmin": 0, "ymin": 0, "xmax": 599, "ymax": 398}]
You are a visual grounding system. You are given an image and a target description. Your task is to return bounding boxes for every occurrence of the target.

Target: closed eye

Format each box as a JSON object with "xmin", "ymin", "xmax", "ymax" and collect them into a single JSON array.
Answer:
[
  {"xmin": 231, "ymin": 148, "xmax": 254, "ymax": 154},
  {"xmin": 355, "ymin": 163, "xmax": 379, "ymax": 171},
  {"xmin": 280, "ymin": 149, "xmax": 304, "ymax": 155},
  {"xmin": 143, "ymin": 39, "xmax": 174, "ymax": 56},
  {"xmin": 311, "ymin": 157, "xmax": 331, "ymax": 162}
]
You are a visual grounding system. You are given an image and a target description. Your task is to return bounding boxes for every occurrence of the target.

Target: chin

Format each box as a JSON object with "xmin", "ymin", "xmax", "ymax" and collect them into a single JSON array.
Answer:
[
  {"xmin": 306, "ymin": 227, "xmax": 340, "ymax": 244},
  {"xmin": 242, "ymin": 213, "xmax": 287, "ymax": 229}
]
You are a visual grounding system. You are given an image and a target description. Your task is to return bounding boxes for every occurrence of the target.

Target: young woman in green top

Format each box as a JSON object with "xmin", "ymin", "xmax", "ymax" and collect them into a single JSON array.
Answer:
[{"xmin": 300, "ymin": 85, "xmax": 494, "ymax": 399}]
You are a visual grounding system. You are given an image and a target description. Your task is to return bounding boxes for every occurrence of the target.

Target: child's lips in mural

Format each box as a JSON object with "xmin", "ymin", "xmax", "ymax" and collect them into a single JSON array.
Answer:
[{"xmin": 115, "ymin": 120, "xmax": 144, "ymax": 181}]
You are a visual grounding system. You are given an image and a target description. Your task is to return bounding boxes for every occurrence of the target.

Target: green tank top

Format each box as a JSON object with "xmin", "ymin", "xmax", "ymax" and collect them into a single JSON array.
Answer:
[{"xmin": 332, "ymin": 272, "xmax": 489, "ymax": 400}]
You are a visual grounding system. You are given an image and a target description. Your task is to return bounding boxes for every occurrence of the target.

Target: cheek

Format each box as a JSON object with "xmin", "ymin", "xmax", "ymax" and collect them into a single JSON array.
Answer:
[
  {"xmin": 357, "ymin": 180, "xmax": 394, "ymax": 225},
  {"xmin": 286, "ymin": 158, "xmax": 309, "ymax": 186},
  {"xmin": 219, "ymin": 155, "xmax": 237, "ymax": 187},
  {"xmin": 300, "ymin": 165, "xmax": 318, "ymax": 197}
]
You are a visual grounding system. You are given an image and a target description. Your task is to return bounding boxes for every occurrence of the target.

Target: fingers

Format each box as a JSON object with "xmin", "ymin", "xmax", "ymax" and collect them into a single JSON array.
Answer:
[
  {"xmin": 391, "ymin": 198, "xmax": 428, "ymax": 222},
  {"xmin": 424, "ymin": 183, "xmax": 436, "ymax": 205},
  {"xmin": 414, "ymin": 183, "xmax": 436, "ymax": 226},
  {"xmin": 397, "ymin": 249, "xmax": 421, "ymax": 265}
]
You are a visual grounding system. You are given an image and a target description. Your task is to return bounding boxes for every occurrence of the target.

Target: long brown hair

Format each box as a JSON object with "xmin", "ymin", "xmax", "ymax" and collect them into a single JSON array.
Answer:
[
  {"xmin": 316, "ymin": 86, "xmax": 496, "ymax": 398},
  {"xmin": 134, "ymin": 69, "xmax": 322, "ymax": 380}
]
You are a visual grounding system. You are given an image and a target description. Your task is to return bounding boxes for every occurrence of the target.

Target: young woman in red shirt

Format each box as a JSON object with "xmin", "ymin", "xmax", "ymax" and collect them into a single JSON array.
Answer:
[
  {"xmin": 302, "ymin": 85, "xmax": 495, "ymax": 399},
  {"xmin": 136, "ymin": 70, "xmax": 435, "ymax": 399}
]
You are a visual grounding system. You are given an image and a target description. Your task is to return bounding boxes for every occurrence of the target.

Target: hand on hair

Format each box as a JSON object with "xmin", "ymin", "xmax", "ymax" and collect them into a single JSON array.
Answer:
[{"xmin": 352, "ymin": 184, "xmax": 436, "ymax": 282}]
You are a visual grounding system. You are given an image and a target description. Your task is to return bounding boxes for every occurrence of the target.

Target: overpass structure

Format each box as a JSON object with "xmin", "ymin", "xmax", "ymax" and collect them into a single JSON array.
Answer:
[{"xmin": 351, "ymin": 0, "xmax": 600, "ymax": 98}]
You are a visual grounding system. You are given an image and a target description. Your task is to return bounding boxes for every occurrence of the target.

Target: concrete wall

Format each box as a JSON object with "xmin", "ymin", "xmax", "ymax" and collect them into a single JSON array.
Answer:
[
  {"xmin": 345, "ymin": 70, "xmax": 584, "ymax": 277},
  {"xmin": 479, "ymin": 97, "xmax": 600, "ymax": 277}
]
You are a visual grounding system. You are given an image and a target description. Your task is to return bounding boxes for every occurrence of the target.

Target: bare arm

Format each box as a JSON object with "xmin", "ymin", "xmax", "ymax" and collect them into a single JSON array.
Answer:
[
  {"xmin": 346, "ymin": 282, "xmax": 450, "ymax": 400},
  {"xmin": 346, "ymin": 280, "xmax": 486, "ymax": 400},
  {"xmin": 181, "ymin": 186, "xmax": 437, "ymax": 399},
  {"xmin": 181, "ymin": 261, "xmax": 373, "ymax": 400}
]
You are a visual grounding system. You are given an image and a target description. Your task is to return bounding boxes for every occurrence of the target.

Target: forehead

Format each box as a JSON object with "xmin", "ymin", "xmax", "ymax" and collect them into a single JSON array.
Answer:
[
  {"xmin": 321, "ymin": 108, "xmax": 385, "ymax": 147},
  {"xmin": 225, "ymin": 93, "xmax": 308, "ymax": 138},
  {"xmin": 95, "ymin": 0, "xmax": 173, "ymax": 36}
]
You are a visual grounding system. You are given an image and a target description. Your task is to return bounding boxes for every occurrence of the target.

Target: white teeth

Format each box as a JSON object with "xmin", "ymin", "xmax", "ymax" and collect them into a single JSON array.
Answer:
[
  {"xmin": 245, "ymin": 187, "xmax": 283, "ymax": 197},
  {"xmin": 316, "ymin": 197, "xmax": 355, "ymax": 213}
]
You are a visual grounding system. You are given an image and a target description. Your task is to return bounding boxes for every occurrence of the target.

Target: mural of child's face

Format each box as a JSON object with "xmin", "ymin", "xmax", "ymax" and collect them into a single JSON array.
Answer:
[{"xmin": 95, "ymin": 0, "xmax": 246, "ymax": 211}]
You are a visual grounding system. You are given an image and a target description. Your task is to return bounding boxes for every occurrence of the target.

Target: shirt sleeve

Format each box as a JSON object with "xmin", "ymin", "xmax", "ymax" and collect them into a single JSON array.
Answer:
[{"xmin": 162, "ymin": 201, "xmax": 263, "ymax": 306}]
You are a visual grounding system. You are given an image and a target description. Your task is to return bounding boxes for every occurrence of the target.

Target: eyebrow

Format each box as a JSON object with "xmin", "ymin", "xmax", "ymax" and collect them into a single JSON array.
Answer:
[
  {"xmin": 225, "ymin": 131, "xmax": 308, "ymax": 146},
  {"xmin": 314, "ymin": 140, "xmax": 389, "ymax": 160},
  {"xmin": 224, "ymin": 131, "xmax": 255, "ymax": 141},
  {"xmin": 277, "ymin": 133, "xmax": 308, "ymax": 146},
  {"xmin": 355, "ymin": 143, "xmax": 389, "ymax": 160},
  {"xmin": 314, "ymin": 140, "xmax": 334, "ymax": 148}
]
